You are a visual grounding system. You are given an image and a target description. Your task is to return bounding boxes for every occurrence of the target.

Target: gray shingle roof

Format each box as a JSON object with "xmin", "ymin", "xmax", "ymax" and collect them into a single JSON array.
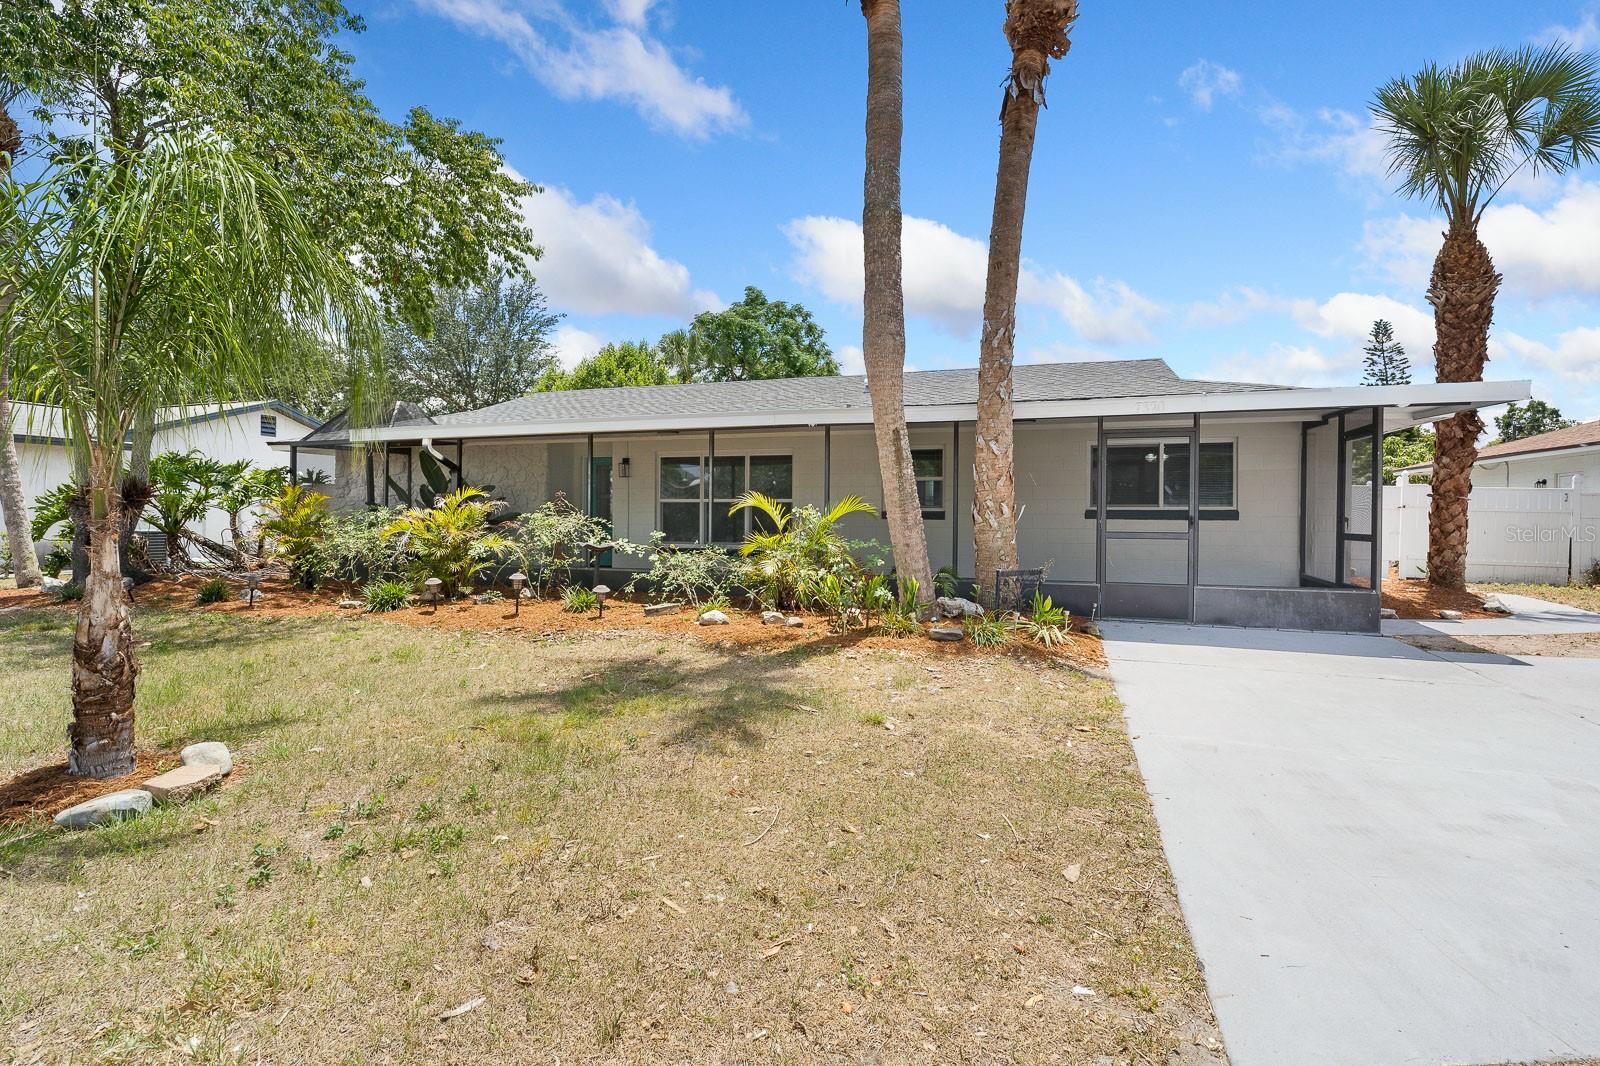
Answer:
[{"xmin": 429, "ymin": 359, "xmax": 1290, "ymax": 429}]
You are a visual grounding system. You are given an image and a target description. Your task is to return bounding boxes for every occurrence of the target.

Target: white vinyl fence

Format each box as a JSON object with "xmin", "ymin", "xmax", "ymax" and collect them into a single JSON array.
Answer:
[{"xmin": 1384, "ymin": 479, "xmax": 1600, "ymax": 584}]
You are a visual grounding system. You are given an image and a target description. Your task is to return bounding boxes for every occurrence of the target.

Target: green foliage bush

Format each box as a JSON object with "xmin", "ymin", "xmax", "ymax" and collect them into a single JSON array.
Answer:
[
  {"xmin": 964, "ymin": 615, "xmax": 1008, "ymax": 648},
  {"xmin": 310, "ymin": 506, "xmax": 409, "ymax": 583},
  {"xmin": 56, "ymin": 581, "xmax": 84, "ymax": 602},
  {"xmin": 1010, "ymin": 591, "xmax": 1071, "ymax": 647},
  {"xmin": 624, "ymin": 535, "xmax": 737, "ymax": 607},
  {"xmin": 729, "ymin": 493, "xmax": 884, "ymax": 612},
  {"xmin": 506, "ymin": 502, "xmax": 610, "ymax": 596},
  {"xmin": 196, "ymin": 577, "xmax": 230, "ymax": 605},
  {"xmin": 260, "ymin": 484, "xmax": 332, "ymax": 581},
  {"xmin": 361, "ymin": 578, "xmax": 413, "ymax": 613},
  {"xmin": 561, "ymin": 585, "xmax": 599, "ymax": 613},
  {"xmin": 382, "ymin": 487, "xmax": 512, "ymax": 596}
]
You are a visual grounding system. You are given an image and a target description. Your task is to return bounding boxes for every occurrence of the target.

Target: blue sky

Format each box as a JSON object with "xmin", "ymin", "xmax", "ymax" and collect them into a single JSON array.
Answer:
[{"xmin": 348, "ymin": 0, "xmax": 1600, "ymax": 421}]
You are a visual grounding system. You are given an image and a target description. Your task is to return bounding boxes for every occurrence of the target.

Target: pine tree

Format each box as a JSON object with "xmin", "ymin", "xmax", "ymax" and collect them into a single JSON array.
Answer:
[{"xmin": 1361, "ymin": 319, "xmax": 1411, "ymax": 386}]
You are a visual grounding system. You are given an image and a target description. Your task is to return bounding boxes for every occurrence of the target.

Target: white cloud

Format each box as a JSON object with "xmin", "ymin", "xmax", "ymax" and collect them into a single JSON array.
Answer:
[
  {"xmin": 413, "ymin": 0, "xmax": 744, "ymax": 139},
  {"xmin": 1289, "ymin": 292, "xmax": 1435, "ymax": 367},
  {"xmin": 1186, "ymin": 286, "xmax": 1280, "ymax": 327},
  {"xmin": 1498, "ymin": 328, "xmax": 1600, "ymax": 383},
  {"xmin": 1259, "ymin": 104, "xmax": 1389, "ymax": 183},
  {"xmin": 1363, "ymin": 180, "xmax": 1600, "ymax": 299},
  {"xmin": 520, "ymin": 184, "xmax": 721, "ymax": 318},
  {"xmin": 1211, "ymin": 343, "xmax": 1348, "ymax": 388},
  {"xmin": 1539, "ymin": 6, "xmax": 1600, "ymax": 48},
  {"xmin": 836, "ymin": 344, "xmax": 866, "ymax": 375},
  {"xmin": 551, "ymin": 325, "xmax": 604, "ymax": 370},
  {"xmin": 1178, "ymin": 60, "xmax": 1242, "ymax": 111},
  {"xmin": 783, "ymin": 214, "xmax": 1165, "ymax": 345}
]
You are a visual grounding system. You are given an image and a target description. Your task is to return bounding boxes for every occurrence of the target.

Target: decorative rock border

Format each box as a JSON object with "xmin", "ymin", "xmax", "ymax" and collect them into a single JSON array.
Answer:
[{"xmin": 51, "ymin": 742, "xmax": 235, "ymax": 830}]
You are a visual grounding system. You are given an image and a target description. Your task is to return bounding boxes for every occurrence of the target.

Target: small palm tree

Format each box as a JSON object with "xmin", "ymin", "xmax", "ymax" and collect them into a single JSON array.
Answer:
[
  {"xmin": 4, "ymin": 134, "xmax": 376, "ymax": 777},
  {"xmin": 1372, "ymin": 45, "xmax": 1600, "ymax": 588},
  {"xmin": 382, "ymin": 486, "xmax": 512, "ymax": 597},
  {"xmin": 143, "ymin": 451, "xmax": 220, "ymax": 569},
  {"xmin": 730, "ymin": 492, "xmax": 876, "ymax": 611}
]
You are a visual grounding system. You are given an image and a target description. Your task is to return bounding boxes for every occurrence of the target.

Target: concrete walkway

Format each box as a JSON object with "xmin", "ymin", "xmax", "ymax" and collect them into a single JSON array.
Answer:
[
  {"xmin": 1383, "ymin": 591, "xmax": 1600, "ymax": 637},
  {"xmin": 1103, "ymin": 621, "xmax": 1600, "ymax": 1066}
]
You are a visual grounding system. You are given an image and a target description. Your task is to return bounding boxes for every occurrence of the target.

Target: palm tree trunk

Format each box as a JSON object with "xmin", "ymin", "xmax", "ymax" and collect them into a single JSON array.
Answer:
[
  {"xmin": 0, "ymin": 98, "xmax": 42, "ymax": 588},
  {"xmin": 69, "ymin": 468, "xmax": 138, "ymax": 778},
  {"xmin": 1425, "ymin": 220, "xmax": 1501, "ymax": 590},
  {"xmin": 860, "ymin": 0, "xmax": 933, "ymax": 602},
  {"xmin": 974, "ymin": 47, "xmax": 1049, "ymax": 603}
]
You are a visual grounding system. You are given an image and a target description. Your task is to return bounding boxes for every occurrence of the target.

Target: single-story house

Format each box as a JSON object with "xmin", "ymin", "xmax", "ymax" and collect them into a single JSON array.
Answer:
[
  {"xmin": 1397, "ymin": 418, "xmax": 1600, "ymax": 489},
  {"xmin": 287, "ymin": 359, "xmax": 1528, "ymax": 632},
  {"xmin": 9, "ymin": 400, "xmax": 330, "ymax": 546}
]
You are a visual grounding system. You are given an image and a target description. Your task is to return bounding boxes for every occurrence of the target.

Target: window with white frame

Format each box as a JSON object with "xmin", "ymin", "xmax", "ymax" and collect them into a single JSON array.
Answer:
[
  {"xmin": 912, "ymin": 449, "xmax": 945, "ymax": 519},
  {"xmin": 1090, "ymin": 441, "xmax": 1235, "ymax": 509},
  {"xmin": 259, "ymin": 414, "xmax": 278, "ymax": 438},
  {"xmin": 659, "ymin": 455, "xmax": 793, "ymax": 544}
]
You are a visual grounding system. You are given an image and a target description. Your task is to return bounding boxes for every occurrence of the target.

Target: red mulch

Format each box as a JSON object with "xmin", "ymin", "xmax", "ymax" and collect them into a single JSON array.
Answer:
[
  {"xmin": 0, "ymin": 574, "xmax": 1107, "ymax": 668},
  {"xmin": 0, "ymin": 750, "xmax": 177, "ymax": 827},
  {"xmin": 1381, "ymin": 577, "xmax": 1498, "ymax": 620}
]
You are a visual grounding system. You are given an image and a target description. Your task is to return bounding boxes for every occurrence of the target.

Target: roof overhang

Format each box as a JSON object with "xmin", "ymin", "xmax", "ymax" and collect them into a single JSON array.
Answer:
[{"xmin": 350, "ymin": 379, "xmax": 1531, "ymax": 445}]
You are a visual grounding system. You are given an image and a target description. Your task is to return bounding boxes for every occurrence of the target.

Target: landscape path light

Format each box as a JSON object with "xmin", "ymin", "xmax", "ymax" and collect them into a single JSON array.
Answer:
[
  {"xmin": 593, "ymin": 584, "xmax": 610, "ymax": 620},
  {"xmin": 509, "ymin": 572, "xmax": 527, "ymax": 616}
]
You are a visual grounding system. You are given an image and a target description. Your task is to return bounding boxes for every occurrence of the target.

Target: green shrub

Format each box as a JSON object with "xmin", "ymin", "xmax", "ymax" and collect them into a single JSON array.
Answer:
[
  {"xmin": 561, "ymin": 586, "xmax": 599, "ymax": 613},
  {"xmin": 1010, "ymin": 590, "xmax": 1071, "ymax": 647},
  {"xmin": 43, "ymin": 544, "xmax": 73, "ymax": 578},
  {"xmin": 729, "ymin": 493, "xmax": 880, "ymax": 611},
  {"xmin": 310, "ymin": 507, "xmax": 409, "ymax": 583},
  {"xmin": 700, "ymin": 592, "xmax": 732, "ymax": 613},
  {"xmin": 56, "ymin": 581, "xmax": 84, "ymax": 602},
  {"xmin": 260, "ymin": 484, "xmax": 332, "ymax": 582},
  {"xmin": 964, "ymin": 615, "xmax": 1008, "ymax": 648},
  {"xmin": 934, "ymin": 566, "xmax": 960, "ymax": 599},
  {"xmin": 877, "ymin": 575, "xmax": 923, "ymax": 636},
  {"xmin": 196, "ymin": 577, "xmax": 230, "ymax": 605},
  {"xmin": 506, "ymin": 502, "xmax": 610, "ymax": 596},
  {"xmin": 381, "ymin": 487, "xmax": 512, "ymax": 597},
  {"xmin": 361, "ymin": 578, "xmax": 412, "ymax": 613},
  {"xmin": 625, "ymin": 535, "xmax": 737, "ymax": 607},
  {"xmin": 1582, "ymin": 559, "xmax": 1600, "ymax": 587}
]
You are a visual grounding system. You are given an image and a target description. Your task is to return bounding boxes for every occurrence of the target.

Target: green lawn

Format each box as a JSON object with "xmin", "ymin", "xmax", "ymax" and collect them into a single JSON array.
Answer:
[{"xmin": 1, "ymin": 609, "xmax": 1223, "ymax": 1064}]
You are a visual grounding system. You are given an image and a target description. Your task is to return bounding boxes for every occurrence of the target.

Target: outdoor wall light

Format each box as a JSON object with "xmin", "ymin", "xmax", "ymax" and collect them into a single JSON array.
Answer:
[
  {"xmin": 424, "ymin": 577, "xmax": 443, "ymax": 608},
  {"xmin": 509, "ymin": 572, "xmax": 527, "ymax": 615},
  {"xmin": 593, "ymin": 584, "xmax": 610, "ymax": 620},
  {"xmin": 618, "ymin": 457, "xmax": 631, "ymax": 478}
]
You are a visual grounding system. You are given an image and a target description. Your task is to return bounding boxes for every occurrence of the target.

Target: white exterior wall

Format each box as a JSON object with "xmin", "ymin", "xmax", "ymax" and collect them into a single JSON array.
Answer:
[
  {"xmin": 12, "ymin": 405, "xmax": 330, "ymax": 546},
  {"xmin": 1472, "ymin": 450, "xmax": 1600, "ymax": 490}
]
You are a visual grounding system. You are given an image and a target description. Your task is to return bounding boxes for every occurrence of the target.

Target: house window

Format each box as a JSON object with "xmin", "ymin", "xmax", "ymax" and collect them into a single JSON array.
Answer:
[
  {"xmin": 659, "ymin": 455, "xmax": 793, "ymax": 544},
  {"xmin": 259, "ymin": 414, "xmax": 278, "ymax": 438},
  {"xmin": 1091, "ymin": 442, "xmax": 1235, "ymax": 509},
  {"xmin": 912, "ymin": 449, "xmax": 945, "ymax": 519}
]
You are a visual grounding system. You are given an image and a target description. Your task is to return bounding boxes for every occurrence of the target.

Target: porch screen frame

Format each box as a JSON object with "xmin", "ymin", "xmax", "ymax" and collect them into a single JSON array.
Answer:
[
  {"xmin": 1094, "ymin": 414, "xmax": 1200, "ymax": 622},
  {"xmin": 1298, "ymin": 406, "xmax": 1382, "ymax": 590}
]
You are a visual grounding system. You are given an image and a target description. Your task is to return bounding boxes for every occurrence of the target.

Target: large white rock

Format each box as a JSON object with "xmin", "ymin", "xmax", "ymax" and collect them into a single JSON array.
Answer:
[
  {"xmin": 760, "ymin": 611, "xmax": 786, "ymax": 626},
  {"xmin": 180, "ymin": 741, "xmax": 233, "ymax": 776},
  {"xmin": 54, "ymin": 789, "xmax": 152, "ymax": 829},
  {"xmin": 935, "ymin": 596, "xmax": 984, "ymax": 619},
  {"xmin": 697, "ymin": 610, "xmax": 730, "ymax": 626}
]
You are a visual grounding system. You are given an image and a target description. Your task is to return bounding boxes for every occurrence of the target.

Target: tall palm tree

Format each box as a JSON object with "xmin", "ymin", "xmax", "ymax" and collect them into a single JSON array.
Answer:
[
  {"xmin": 973, "ymin": 0, "xmax": 1077, "ymax": 602},
  {"xmin": 0, "ymin": 85, "xmax": 44, "ymax": 588},
  {"xmin": 1373, "ymin": 46, "xmax": 1600, "ymax": 589},
  {"xmin": 4, "ymin": 134, "xmax": 376, "ymax": 777},
  {"xmin": 859, "ymin": 0, "xmax": 933, "ymax": 601}
]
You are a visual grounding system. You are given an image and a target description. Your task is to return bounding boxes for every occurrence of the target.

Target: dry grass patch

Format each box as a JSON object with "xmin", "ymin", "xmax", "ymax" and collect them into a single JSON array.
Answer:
[
  {"xmin": 1, "ymin": 609, "xmax": 1221, "ymax": 1064},
  {"xmin": 1473, "ymin": 581, "xmax": 1600, "ymax": 615}
]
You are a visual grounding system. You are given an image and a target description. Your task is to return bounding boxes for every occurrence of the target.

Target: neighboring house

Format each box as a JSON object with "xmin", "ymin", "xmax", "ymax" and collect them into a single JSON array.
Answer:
[
  {"xmin": 1396, "ymin": 418, "xmax": 1600, "ymax": 489},
  {"xmin": 8, "ymin": 401, "xmax": 331, "ymax": 546},
  {"xmin": 292, "ymin": 358, "xmax": 1526, "ymax": 632}
]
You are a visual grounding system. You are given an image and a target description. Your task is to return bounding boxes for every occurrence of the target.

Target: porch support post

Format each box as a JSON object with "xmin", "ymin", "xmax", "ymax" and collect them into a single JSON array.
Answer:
[
  {"xmin": 1189, "ymin": 413, "xmax": 1200, "ymax": 619},
  {"xmin": 1297, "ymin": 422, "xmax": 1308, "ymax": 583},
  {"xmin": 950, "ymin": 421, "xmax": 959, "ymax": 579},
  {"xmin": 455, "ymin": 440, "xmax": 464, "ymax": 491},
  {"xmin": 383, "ymin": 445, "xmax": 391, "ymax": 506},
  {"xmin": 1370, "ymin": 405, "xmax": 1382, "ymax": 592},
  {"xmin": 288, "ymin": 445, "xmax": 299, "ymax": 487},
  {"xmin": 1335, "ymin": 413, "xmax": 1347, "ymax": 585},
  {"xmin": 364, "ymin": 449, "xmax": 376, "ymax": 507},
  {"xmin": 707, "ymin": 428, "xmax": 716, "ymax": 543},
  {"xmin": 405, "ymin": 448, "xmax": 413, "ymax": 507},
  {"xmin": 1094, "ymin": 417, "xmax": 1106, "ymax": 597},
  {"xmin": 823, "ymin": 425, "xmax": 831, "ymax": 504},
  {"xmin": 586, "ymin": 433, "xmax": 595, "ymax": 516}
]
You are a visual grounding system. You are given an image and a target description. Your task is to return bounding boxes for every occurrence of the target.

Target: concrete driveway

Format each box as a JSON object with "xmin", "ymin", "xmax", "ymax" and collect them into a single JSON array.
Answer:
[{"xmin": 1103, "ymin": 622, "xmax": 1600, "ymax": 1066}]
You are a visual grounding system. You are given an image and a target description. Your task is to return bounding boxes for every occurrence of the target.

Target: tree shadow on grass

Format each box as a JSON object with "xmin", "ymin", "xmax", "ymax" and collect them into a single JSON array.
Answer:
[{"xmin": 470, "ymin": 642, "xmax": 816, "ymax": 751}]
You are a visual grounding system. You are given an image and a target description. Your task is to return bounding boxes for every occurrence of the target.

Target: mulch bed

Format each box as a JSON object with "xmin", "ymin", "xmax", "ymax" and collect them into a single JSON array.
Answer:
[
  {"xmin": 0, "ymin": 749, "xmax": 177, "ymax": 828},
  {"xmin": 1, "ymin": 574, "xmax": 1108, "ymax": 669},
  {"xmin": 1381, "ymin": 574, "xmax": 1499, "ymax": 620}
]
